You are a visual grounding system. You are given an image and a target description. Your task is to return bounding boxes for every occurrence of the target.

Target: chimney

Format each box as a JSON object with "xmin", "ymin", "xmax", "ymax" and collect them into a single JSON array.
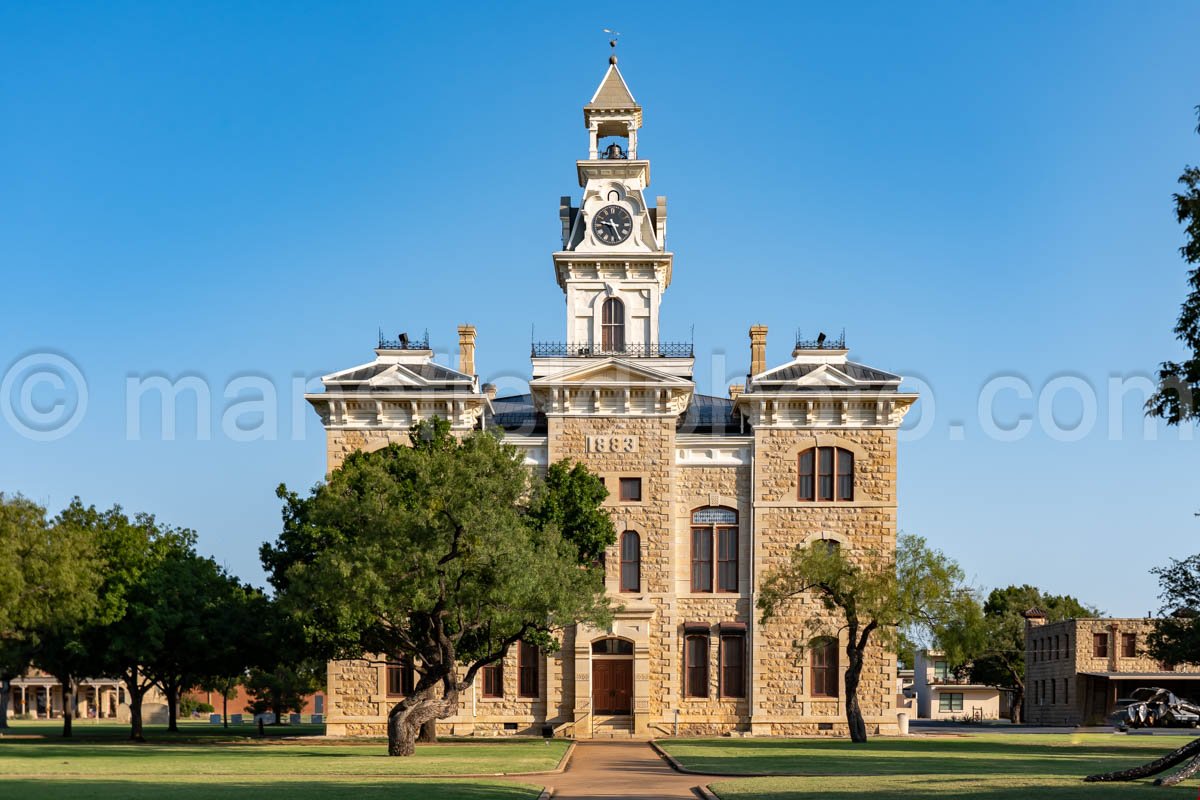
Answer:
[
  {"xmin": 728, "ymin": 384, "xmax": 744, "ymax": 400},
  {"xmin": 482, "ymin": 383, "xmax": 497, "ymax": 400},
  {"xmin": 749, "ymin": 325, "xmax": 768, "ymax": 377},
  {"xmin": 457, "ymin": 324, "xmax": 477, "ymax": 376}
]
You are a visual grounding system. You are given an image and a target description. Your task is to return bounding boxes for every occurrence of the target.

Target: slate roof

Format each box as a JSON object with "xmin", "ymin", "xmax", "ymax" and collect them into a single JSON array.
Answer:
[
  {"xmin": 677, "ymin": 394, "xmax": 748, "ymax": 436},
  {"xmin": 489, "ymin": 394, "xmax": 546, "ymax": 435}
]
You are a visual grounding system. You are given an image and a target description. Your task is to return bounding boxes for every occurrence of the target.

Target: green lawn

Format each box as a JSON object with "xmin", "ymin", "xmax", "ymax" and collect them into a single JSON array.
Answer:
[
  {"xmin": 659, "ymin": 734, "xmax": 1200, "ymax": 798},
  {"xmin": 0, "ymin": 720, "xmax": 560, "ymax": 798}
]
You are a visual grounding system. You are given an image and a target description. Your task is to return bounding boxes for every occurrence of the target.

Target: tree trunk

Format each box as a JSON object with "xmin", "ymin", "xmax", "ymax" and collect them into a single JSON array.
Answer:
[
  {"xmin": 843, "ymin": 652, "xmax": 868, "ymax": 744},
  {"xmin": 1009, "ymin": 687, "xmax": 1023, "ymax": 723},
  {"xmin": 58, "ymin": 675, "xmax": 74, "ymax": 738},
  {"xmin": 1157, "ymin": 753, "xmax": 1200, "ymax": 787},
  {"xmin": 387, "ymin": 692, "xmax": 456, "ymax": 756},
  {"xmin": 1085, "ymin": 735, "xmax": 1200, "ymax": 782},
  {"xmin": 222, "ymin": 691, "xmax": 228, "ymax": 729},
  {"xmin": 0, "ymin": 678, "xmax": 10, "ymax": 729},
  {"xmin": 164, "ymin": 683, "xmax": 179, "ymax": 733},
  {"xmin": 418, "ymin": 719, "xmax": 437, "ymax": 743},
  {"xmin": 124, "ymin": 676, "xmax": 146, "ymax": 742}
]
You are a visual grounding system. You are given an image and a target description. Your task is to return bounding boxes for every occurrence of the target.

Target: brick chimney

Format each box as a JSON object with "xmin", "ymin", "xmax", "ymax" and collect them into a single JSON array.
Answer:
[
  {"xmin": 457, "ymin": 325, "xmax": 477, "ymax": 376},
  {"xmin": 728, "ymin": 384, "xmax": 745, "ymax": 400},
  {"xmin": 749, "ymin": 325, "xmax": 768, "ymax": 377}
]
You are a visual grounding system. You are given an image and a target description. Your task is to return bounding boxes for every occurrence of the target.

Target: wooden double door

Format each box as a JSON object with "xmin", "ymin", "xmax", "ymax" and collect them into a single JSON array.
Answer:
[{"xmin": 592, "ymin": 659, "xmax": 633, "ymax": 714}]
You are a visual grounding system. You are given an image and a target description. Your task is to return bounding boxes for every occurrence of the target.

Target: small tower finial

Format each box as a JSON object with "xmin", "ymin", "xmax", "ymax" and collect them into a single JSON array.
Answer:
[{"xmin": 603, "ymin": 28, "xmax": 621, "ymax": 64}]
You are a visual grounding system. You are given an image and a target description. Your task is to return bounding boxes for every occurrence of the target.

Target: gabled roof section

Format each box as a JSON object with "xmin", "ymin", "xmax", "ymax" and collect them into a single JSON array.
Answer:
[
  {"xmin": 530, "ymin": 356, "xmax": 692, "ymax": 388},
  {"xmin": 321, "ymin": 355, "xmax": 474, "ymax": 392},
  {"xmin": 586, "ymin": 63, "xmax": 639, "ymax": 110},
  {"xmin": 750, "ymin": 360, "xmax": 901, "ymax": 392}
]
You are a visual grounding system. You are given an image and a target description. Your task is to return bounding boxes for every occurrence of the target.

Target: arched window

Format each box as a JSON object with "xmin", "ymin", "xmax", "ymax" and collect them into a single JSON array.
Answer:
[
  {"xmin": 810, "ymin": 637, "xmax": 839, "ymax": 698},
  {"xmin": 592, "ymin": 638, "xmax": 633, "ymax": 655},
  {"xmin": 690, "ymin": 507, "xmax": 738, "ymax": 593},
  {"xmin": 619, "ymin": 531, "xmax": 640, "ymax": 593},
  {"xmin": 601, "ymin": 297, "xmax": 625, "ymax": 352},
  {"xmin": 799, "ymin": 447, "xmax": 854, "ymax": 502}
]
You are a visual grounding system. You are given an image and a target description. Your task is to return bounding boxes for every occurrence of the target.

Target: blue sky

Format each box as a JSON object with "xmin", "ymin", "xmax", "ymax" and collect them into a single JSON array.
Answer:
[{"xmin": 2, "ymin": 1, "xmax": 1198, "ymax": 616}]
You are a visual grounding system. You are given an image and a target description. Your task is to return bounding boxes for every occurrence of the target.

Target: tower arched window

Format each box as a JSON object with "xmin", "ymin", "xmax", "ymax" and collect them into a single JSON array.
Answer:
[
  {"xmin": 619, "ymin": 531, "xmax": 641, "ymax": 593},
  {"xmin": 799, "ymin": 447, "xmax": 854, "ymax": 502},
  {"xmin": 601, "ymin": 297, "xmax": 625, "ymax": 352}
]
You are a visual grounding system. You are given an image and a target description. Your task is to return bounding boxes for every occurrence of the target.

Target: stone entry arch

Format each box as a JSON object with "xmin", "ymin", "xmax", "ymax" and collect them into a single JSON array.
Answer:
[{"xmin": 573, "ymin": 600, "xmax": 654, "ymax": 737}]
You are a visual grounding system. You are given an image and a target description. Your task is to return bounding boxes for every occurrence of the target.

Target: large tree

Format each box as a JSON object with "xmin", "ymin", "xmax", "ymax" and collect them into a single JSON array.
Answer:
[
  {"xmin": 45, "ymin": 500, "xmax": 193, "ymax": 741},
  {"xmin": 939, "ymin": 585, "xmax": 1096, "ymax": 723},
  {"xmin": 262, "ymin": 419, "xmax": 613, "ymax": 756},
  {"xmin": 758, "ymin": 533, "xmax": 966, "ymax": 743},
  {"xmin": 0, "ymin": 494, "xmax": 100, "ymax": 729},
  {"xmin": 137, "ymin": 544, "xmax": 254, "ymax": 733},
  {"xmin": 1148, "ymin": 106, "xmax": 1200, "ymax": 424}
]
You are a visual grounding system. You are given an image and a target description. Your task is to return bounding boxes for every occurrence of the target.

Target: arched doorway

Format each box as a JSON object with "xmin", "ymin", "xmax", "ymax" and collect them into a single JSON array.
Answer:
[{"xmin": 591, "ymin": 638, "xmax": 633, "ymax": 714}]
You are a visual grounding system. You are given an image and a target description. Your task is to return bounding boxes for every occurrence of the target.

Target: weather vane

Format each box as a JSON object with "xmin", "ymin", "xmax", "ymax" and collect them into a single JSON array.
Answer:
[{"xmin": 603, "ymin": 28, "xmax": 621, "ymax": 64}]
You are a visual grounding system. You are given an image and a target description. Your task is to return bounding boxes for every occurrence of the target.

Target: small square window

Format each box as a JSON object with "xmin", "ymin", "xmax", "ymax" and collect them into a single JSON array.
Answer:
[{"xmin": 619, "ymin": 477, "xmax": 642, "ymax": 502}]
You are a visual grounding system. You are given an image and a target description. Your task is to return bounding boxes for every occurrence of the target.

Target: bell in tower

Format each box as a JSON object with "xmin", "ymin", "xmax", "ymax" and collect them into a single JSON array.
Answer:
[{"xmin": 602, "ymin": 142, "xmax": 627, "ymax": 160}]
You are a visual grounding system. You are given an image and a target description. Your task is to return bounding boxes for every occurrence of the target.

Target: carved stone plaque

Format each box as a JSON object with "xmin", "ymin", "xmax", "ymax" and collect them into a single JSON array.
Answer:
[{"xmin": 586, "ymin": 434, "xmax": 639, "ymax": 453}]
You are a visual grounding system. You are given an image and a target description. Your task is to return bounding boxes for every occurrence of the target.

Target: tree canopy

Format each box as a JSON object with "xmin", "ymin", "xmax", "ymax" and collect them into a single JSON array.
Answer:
[
  {"xmin": 758, "ymin": 533, "xmax": 966, "ymax": 743},
  {"xmin": 1148, "ymin": 553, "xmax": 1200, "ymax": 669},
  {"xmin": 262, "ymin": 419, "xmax": 614, "ymax": 755},
  {"xmin": 939, "ymin": 584, "xmax": 1096, "ymax": 723},
  {"xmin": 1149, "ymin": 106, "xmax": 1200, "ymax": 424}
]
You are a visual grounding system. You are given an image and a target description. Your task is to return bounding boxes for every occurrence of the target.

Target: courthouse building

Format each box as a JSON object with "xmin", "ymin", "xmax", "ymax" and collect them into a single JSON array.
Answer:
[{"xmin": 308, "ymin": 58, "xmax": 916, "ymax": 738}]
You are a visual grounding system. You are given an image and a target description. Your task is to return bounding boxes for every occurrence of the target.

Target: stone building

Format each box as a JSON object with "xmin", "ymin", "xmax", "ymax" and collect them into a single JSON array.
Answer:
[
  {"xmin": 308, "ymin": 58, "xmax": 916, "ymax": 739},
  {"xmin": 1023, "ymin": 610, "xmax": 1200, "ymax": 725}
]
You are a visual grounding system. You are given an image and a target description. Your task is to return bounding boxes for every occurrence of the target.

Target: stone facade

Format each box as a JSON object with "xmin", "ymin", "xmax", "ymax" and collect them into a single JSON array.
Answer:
[
  {"xmin": 307, "ymin": 59, "xmax": 917, "ymax": 739},
  {"xmin": 1024, "ymin": 614, "xmax": 1200, "ymax": 725}
]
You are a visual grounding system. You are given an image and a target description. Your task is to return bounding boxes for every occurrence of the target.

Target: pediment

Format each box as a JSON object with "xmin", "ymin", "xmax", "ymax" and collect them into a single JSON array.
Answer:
[
  {"xmin": 788, "ymin": 364, "xmax": 859, "ymax": 388},
  {"xmin": 368, "ymin": 365, "xmax": 427, "ymax": 388},
  {"xmin": 531, "ymin": 357, "xmax": 692, "ymax": 388}
]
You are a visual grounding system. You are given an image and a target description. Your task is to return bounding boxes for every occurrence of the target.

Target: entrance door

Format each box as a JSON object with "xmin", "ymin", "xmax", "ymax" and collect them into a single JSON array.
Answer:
[{"xmin": 593, "ymin": 660, "xmax": 633, "ymax": 714}]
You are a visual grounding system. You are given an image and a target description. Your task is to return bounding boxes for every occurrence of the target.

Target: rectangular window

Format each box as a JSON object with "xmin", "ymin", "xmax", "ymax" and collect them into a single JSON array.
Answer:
[
  {"xmin": 817, "ymin": 448, "xmax": 835, "ymax": 501},
  {"xmin": 720, "ymin": 635, "xmax": 745, "ymax": 698},
  {"xmin": 836, "ymin": 450, "xmax": 854, "ymax": 501},
  {"xmin": 716, "ymin": 527, "xmax": 738, "ymax": 592},
  {"xmin": 1053, "ymin": 635, "xmax": 1060, "ymax": 659},
  {"xmin": 387, "ymin": 661, "xmax": 415, "ymax": 697},
  {"xmin": 811, "ymin": 639, "xmax": 839, "ymax": 698},
  {"xmin": 482, "ymin": 663, "xmax": 503, "ymax": 698},
  {"xmin": 619, "ymin": 477, "xmax": 642, "ymax": 502},
  {"xmin": 1093, "ymin": 632, "xmax": 1109, "ymax": 658},
  {"xmin": 1051, "ymin": 679, "xmax": 1056, "ymax": 704},
  {"xmin": 933, "ymin": 660, "xmax": 949, "ymax": 681},
  {"xmin": 518, "ymin": 642, "xmax": 539, "ymax": 698},
  {"xmin": 939, "ymin": 692, "xmax": 964, "ymax": 712},
  {"xmin": 1121, "ymin": 633, "xmax": 1137, "ymax": 658},
  {"xmin": 691, "ymin": 528, "xmax": 713, "ymax": 592},
  {"xmin": 798, "ymin": 450, "xmax": 815, "ymax": 501},
  {"xmin": 619, "ymin": 531, "xmax": 640, "ymax": 593},
  {"xmin": 1063, "ymin": 678, "xmax": 1069, "ymax": 706},
  {"xmin": 685, "ymin": 635, "xmax": 709, "ymax": 698}
]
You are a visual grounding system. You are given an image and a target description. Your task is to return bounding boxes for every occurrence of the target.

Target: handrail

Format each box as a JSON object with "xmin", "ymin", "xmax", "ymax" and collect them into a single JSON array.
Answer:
[{"xmin": 554, "ymin": 711, "xmax": 590, "ymax": 739}]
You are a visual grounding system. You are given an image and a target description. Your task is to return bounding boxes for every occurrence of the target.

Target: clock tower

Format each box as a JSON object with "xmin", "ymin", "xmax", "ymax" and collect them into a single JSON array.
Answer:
[{"xmin": 535, "ymin": 57, "xmax": 688, "ymax": 380}]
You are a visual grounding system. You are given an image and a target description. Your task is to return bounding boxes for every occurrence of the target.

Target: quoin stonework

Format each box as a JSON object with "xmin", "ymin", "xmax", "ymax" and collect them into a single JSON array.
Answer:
[{"xmin": 307, "ymin": 58, "xmax": 917, "ymax": 738}]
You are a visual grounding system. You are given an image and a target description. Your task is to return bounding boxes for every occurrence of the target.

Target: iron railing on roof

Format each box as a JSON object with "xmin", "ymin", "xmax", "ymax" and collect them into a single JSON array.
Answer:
[
  {"xmin": 531, "ymin": 342, "xmax": 694, "ymax": 358},
  {"xmin": 378, "ymin": 329, "xmax": 430, "ymax": 350},
  {"xmin": 794, "ymin": 329, "xmax": 846, "ymax": 350}
]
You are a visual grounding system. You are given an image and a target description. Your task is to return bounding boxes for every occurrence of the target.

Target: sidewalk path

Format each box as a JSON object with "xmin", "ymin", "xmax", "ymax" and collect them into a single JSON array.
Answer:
[{"xmin": 524, "ymin": 741, "xmax": 705, "ymax": 799}]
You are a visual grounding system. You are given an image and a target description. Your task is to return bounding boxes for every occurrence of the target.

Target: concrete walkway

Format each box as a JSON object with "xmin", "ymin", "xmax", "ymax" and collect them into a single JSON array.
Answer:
[{"xmin": 526, "ymin": 741, "xmax": 706, "ymax": 799}]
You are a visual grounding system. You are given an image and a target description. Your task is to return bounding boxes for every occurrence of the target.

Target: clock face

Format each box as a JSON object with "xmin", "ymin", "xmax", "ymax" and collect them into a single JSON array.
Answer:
[{"xmin": 592, "ymin": 204, "xmax": 633, "ymax": 245}]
